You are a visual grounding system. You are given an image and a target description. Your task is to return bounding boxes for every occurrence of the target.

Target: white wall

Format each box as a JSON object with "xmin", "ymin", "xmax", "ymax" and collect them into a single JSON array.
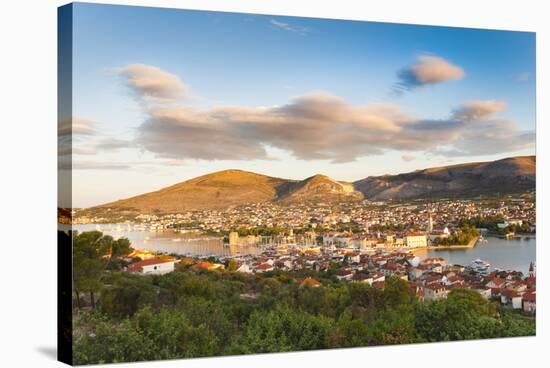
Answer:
[{"xmin": 142, "ymin": 262, "xmax": 175, "ymax": 275}]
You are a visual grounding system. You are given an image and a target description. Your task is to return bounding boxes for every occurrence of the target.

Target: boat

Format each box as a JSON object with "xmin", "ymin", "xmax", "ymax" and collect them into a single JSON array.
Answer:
[{"xmin": 470, "ymin": 259, "xmax": 490, "ymax": 274}]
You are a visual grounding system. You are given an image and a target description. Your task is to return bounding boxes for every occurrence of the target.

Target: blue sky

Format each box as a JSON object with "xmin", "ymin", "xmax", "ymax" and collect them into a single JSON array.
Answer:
[{"xmin": 63, "ymin": 3, "xmax": 536, "ymax": 207}]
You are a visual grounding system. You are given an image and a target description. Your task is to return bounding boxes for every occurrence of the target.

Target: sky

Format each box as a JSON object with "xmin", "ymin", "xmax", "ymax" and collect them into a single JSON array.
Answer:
[{"xmin": 60, "ymin": 3, "xmax": 536, "ymax": 208}]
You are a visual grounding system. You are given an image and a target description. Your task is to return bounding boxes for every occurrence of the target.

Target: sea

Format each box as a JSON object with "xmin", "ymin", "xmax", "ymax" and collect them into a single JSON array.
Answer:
[
  {"xmin": 72, "ymin": 223, "xmax": 261, "ymax": 257},
  {"xmin": 416, "ymin": 236, "xmax": 536, "ymax": 275}
]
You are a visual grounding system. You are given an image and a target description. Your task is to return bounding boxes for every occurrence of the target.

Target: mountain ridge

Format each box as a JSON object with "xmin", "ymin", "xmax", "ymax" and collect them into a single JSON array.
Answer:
[
  {"xmin": 83, "ymin": 155, "xmax": 535, "ymax": 214},
  {"xmin": 354, "ymin": 155, "xmax": 535, "ymax": 200}
]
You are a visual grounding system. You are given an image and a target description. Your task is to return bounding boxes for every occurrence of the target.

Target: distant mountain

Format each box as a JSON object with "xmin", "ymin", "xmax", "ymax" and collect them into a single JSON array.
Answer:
[
  {"xmin": 82, "ymin": 156, "xmax": 535, "ymax": 215},
  {"xmin": 353, "ymin": 156, "xmax": 535, "ymax": 200}
]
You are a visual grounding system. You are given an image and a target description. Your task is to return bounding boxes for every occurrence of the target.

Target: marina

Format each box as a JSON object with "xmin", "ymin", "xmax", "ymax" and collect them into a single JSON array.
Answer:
[{"xmin": 73, "ymin": 224, "xmax": 535, "ymax": 274}]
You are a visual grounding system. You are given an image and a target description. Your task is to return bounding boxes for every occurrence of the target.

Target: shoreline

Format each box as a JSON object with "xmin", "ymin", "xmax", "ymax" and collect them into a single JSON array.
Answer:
[{"xmin": 409, "ymin": 236, "xmax": 480, "ymax": 254}]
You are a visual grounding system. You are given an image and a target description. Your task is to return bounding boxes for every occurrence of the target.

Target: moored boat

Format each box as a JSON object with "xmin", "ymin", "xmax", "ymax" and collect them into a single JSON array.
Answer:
[{"xmin": 470, "ymin": 258, "xmax": 490, "ymax": 274}]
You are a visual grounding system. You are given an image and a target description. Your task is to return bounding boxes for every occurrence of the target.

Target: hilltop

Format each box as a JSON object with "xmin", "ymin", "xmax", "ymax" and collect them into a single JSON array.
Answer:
[{"xmin": 277, "ymin": 174, "xmax": 363, "ymax": 203}]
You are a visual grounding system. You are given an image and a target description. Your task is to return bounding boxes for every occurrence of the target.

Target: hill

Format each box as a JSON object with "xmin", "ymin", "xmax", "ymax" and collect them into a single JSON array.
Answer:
[
  {"xmin": 277, "ymin": 174, "xmax": 363, "ymax": 203},
  {"xmin": 94, "ymin": 170, "xmax": 290, "ymax": 213},
  {"xmin": 353, "ymin": 156, "xmax": 535, "ymax": 200},
  {"xmin": 81, "ymin": 156, "xmax": 535, "ymax": 215}
]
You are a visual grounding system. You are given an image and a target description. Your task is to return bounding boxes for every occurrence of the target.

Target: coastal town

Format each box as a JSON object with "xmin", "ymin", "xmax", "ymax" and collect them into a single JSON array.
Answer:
[
  {"xmin": 74, "ymin": 194, "xmax": 536, "ymax": 315},
  {"xmin": 74, "ymin": 194, "xmax": 535, "ymax": 241},
  {"xmin": 124, "ymin": 239, "xmax": 536, "ymax": 315}
]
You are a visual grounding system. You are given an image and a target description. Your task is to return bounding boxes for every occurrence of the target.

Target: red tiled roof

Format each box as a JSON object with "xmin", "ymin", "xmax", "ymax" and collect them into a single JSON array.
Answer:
[
  {"xmin": 447, "ymin": 276, "xmax": 464, "ymax": 283},
  {"xmin": 191, "ymin": 261, "xmax": 215, "ymax": 270},
  {"xmin": 127, "ymin": 257, "xmax": 174, "ymax": 272},
  {"xmin": 255, "ymin": 263, "xmax": 274, "ymax": 270},
  {"xmin": 300, "ymin": 277, "xmax": 321, "ymax": 287},
  {"xmin": 488, "ymin": 278, "xmax": 506, "ymax": 286}
]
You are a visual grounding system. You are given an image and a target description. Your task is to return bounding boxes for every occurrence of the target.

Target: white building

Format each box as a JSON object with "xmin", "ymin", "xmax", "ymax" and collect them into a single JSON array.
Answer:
[
  {"xmin": 424, "ymin": 285, "xmax": 449, "ymax": 301},
  {"xmin": 405, "ymin": 233, "xmax": 428, "ymax": 248},
  {"xmin": 127, "ymin": 258, "xmax": 176, "ymax": 275},
  {"xmin": 236, "ymin": 263, "xmax": 253, "ymax": 273}
]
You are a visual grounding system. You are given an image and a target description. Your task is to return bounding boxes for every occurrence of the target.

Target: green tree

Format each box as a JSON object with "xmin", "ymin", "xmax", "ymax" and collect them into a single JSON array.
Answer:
[
  {"xmin": 100, "ymin": 274, "xmax": 156, "ymax": 318},
  {"xmin": 415, "ymin": 289, "xmax": 497, "ymax": 341},
  {"xmin": 234, "ymin": 304, "xmax": 333, "ymax": 353},
  {"xmin": 73, "ymin": 231, "xmax": 105, "ymax": 309},
  {"xmin": 227, "ymin": 259, "xmax": 238, "ymax": 272},
  {"xmin": 73, "ymin": 231, "xmax": 134, "ymax": 309}
]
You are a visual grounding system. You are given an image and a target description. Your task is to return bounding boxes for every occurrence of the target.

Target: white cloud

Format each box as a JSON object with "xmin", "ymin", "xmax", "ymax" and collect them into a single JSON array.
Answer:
[
  {"xmin": 269, "ymin": 19, "xmax": 311, "ymax": 35},
  {"xmin": 396, "ymin": 55, "xmax": 465, "ymax": 92},
  {"xmin": 100, "ymin": 64, "xmax": 532, "ymax": 164},
  {"xmin": 135, "ymin": 91, "xmax": 532, "ymax": 162},
  {"xmin": 117, "ymin": 64, "xmax": 186, "ymax": 104},
  {"xmin": 452, "ymin": 100, "xmax": 507, "ymax": 122},
  {"xmin": 136, "ymin": 94, "xmax": 417, "ymax": 162}
]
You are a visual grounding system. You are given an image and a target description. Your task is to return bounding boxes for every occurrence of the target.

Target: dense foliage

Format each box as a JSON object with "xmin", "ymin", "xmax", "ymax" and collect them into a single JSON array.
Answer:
[
  {"xmin": 459, "ymin": 216, "xmax": 534, "ymax": 235},
  {"xmin": 73, "ymin": 231, "xmax": 133, "ymax": 309},
  {"xmin": 433, "ymin": 224, "xmax": 480, "ymax": 246},
  {"xmin": 73, "ymin": 260, "xmax": 535, "ymax": 365}
]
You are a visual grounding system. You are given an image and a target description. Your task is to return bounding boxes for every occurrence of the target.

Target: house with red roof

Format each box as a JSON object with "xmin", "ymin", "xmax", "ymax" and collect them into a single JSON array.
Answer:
[
  {"xmin": 254, "ymin": 263, "xmax": 274, "ymax": 273},
  {"xmin": 126, "ymin": 257, "xmax": 176, "ymax": 275},
  {"xmin": 445, "ymin": 275, "xmax": 465, "ymax": 286},
  {"xmin": 522, "ymin": 291, "xmax": 536, "ymax": 314},
  {"xmin": 424, "ymin": 284, "xmax": 449, "ymax": 301},
  {"xmin": 500, "ymin": 289, "xmax": 522, "ymax": 309},
  {"xmin": 486, "ymin": 278, "xmax": 507, "ymax": 289},
  {"xmin": 192, "ymin": 261, "xmax": 224, "ymax": 271},
  {"xmin": 335, "ymin": 268, "xmax": 354, "ymax": 281}
]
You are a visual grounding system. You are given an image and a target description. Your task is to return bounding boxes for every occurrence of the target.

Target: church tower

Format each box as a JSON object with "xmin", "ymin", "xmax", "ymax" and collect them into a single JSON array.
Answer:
[
  {"xmin": 427, "ymin": 215, "xmax": 434, "ymax": 233},
  {"xmin": 529, "ymin": 261, "xmax": 535, "ymax": 277}
]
